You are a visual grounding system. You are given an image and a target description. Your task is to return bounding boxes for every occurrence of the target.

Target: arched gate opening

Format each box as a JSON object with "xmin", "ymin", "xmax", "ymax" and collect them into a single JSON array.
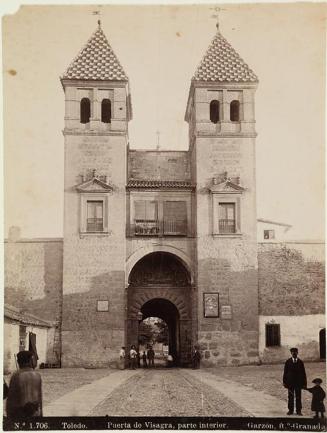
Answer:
[{"xmin": 126, "ymin": 252, "xmax": 193, "ymax": 366}]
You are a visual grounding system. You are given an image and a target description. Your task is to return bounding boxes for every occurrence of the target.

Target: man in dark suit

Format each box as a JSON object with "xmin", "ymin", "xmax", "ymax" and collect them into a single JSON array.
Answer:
[{"xmin": 283, "ymin": 347, "xmax": 307, "ymax": 416}]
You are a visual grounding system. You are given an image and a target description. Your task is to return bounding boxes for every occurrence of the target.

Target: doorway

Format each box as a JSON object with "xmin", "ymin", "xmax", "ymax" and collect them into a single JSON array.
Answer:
[
  {"xmin": 319, "ymin": 328, "xmax": 326, "ymax": 359},
  {"xmin": 126, "ymin": 252, "xmax": 193, "ymax": 366}
]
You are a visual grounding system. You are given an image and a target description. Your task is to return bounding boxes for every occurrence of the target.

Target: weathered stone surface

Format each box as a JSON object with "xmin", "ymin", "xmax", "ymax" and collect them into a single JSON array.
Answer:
[
  {"xmin": 258, "ymin": 244, "xmax": 325, "ymax": 315},
  {"xmin": 209, "ymin": 342, "xmax": 218, "ymax": 350},
  {"xmin": 205, "ymin": 351, "xmax": 211, "ymax": 359}
]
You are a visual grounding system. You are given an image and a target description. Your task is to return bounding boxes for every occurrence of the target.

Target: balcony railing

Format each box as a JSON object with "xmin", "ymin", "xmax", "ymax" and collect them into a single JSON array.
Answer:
[
  {"xmin": 163, "ymin": 219, "xmax": 187, "ymax": 235},
  {"xmin": 134, "ymin": 219, "xmax": 187, "ymax": 236},
  {"xmin": 135, "ymin": 219, "xmax": 159, "ymax": 236},
  {"xmin": 219, "ymin": 219, "xmax": 236, "ymax": 234},
  {"xmin": 87, "ymin": 218, "xmax": 104, "ymax": 232}
]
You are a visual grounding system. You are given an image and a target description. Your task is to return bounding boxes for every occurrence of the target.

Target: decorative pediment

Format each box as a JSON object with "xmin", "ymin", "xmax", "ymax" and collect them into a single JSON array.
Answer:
[
  {"xmin": 210, "ymin": 179, "xmax": 245, "ymax": 194},
  {"xmin": 76, "ymin": 177, "xmax": 113, "ymax": 193}
]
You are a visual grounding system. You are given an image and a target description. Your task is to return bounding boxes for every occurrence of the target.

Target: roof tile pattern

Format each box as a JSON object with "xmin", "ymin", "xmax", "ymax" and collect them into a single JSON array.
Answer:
[
  {"xmin": 193, "ymin": 31, "xmax": 258, "ymax": 82},
  {"xmin": 63, "ymin": 26, "xmax": 128, "ymax": 81},
  {"xmin": 127, "ymin": 180, "xmax": 194, "ymax": 189}
]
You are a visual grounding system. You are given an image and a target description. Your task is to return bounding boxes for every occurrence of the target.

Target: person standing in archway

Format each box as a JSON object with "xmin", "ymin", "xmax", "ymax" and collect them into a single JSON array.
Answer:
[
  {"xmin": 192, "ymin": 346, "xmax": 202, "ymax": 369},
  {"xmin": 129, "ymin": 345, "xmax": 137, "ymax": 370},
  {"xmin": 147, "ymin": 346, "xmax": 155, "ymax": 368},
  {"xmin": 119, "ymin": 347, "xmax": 125, "ymax": 370}
]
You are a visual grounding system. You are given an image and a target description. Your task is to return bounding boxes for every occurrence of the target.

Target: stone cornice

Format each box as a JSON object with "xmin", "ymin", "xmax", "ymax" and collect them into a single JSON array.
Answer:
[{"xmin": 63, "ymin": 129, "xmax": 127, "ymax": 137}]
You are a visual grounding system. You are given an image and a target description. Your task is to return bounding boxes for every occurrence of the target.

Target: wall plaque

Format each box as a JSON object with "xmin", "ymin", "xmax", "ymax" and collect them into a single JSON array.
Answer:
[
  {"xmin": 97, "ymin": 300, "xmax": 109, "ymax": 312},
  {"xmin": 203, "ymin": 293, "xmax": 219, "ymax": 318},
  {"xmin": 221, "ymin": 305, "xmax": 232, "ymax": 319}
]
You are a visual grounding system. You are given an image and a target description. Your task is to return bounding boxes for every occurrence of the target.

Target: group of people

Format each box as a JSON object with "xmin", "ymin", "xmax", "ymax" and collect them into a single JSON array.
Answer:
[
  {"xmin": 119, "ymin": 345, "xmax": 156, "ymax": 370},
  {"xmin": 283, "ymin": 347, "xmax": 325, "ymax": 418},
  {"xmin": 3, "ymin": 346, "xmax": 325, "ymax": 420}
]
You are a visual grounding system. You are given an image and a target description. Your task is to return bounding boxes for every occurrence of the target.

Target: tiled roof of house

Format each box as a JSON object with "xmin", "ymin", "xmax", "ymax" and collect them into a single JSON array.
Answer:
[
  {"xmin": 62, "ymin": 25, "xmax": 128, "ymax": 81},
  {"xmin": 127, "ymin": 180, "xmax": 194, "ymax": 189},
  {"xmin": 4, "ymin": 304, "xmax": 54, "ymax": 328},
  {"xmin": 193, "ymin": 30, "xmax": 258, "ymax": 82}
]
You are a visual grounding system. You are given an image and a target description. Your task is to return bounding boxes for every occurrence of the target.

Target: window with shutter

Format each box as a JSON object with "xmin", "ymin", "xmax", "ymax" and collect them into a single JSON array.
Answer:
[
  {"xmin": 163, "ymin": 201, "xmax": 187, "ymax": 235},
  {"xmin": 265, "ymin": 324, "xmax": 281, "ymax": 347},
  {"xmin": 218, "ymin": 203, "xmax": 236, "ymax": 233},
  {"xmin": 134, "ymin": 201, "xmax": 159, "ymax": 235},
  {"xmin": 87, "ymin": 201, "xmax": 104, "ymax": 232}
]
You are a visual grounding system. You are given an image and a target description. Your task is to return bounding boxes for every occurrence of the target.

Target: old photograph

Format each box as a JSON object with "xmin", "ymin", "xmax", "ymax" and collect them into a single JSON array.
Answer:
[{"xmin": 2, "ymin": 2, "xmax": 326, "ymax": 430}]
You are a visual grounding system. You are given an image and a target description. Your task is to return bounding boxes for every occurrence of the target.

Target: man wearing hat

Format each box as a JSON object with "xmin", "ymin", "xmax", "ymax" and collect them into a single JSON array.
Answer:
[
  {"xmin": 6, "ymin": 351, "xmax": 43, "ymax": 419},
  {"xmin": 283, "ymin": 348, "xmax": 307, "ymax": 416},
  {"xmin": 305, "ymin": 378, "xmax": 325, "ymax": 419}
]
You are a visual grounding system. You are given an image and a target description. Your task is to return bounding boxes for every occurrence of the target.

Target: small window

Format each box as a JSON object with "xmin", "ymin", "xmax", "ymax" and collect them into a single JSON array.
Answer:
[
  {"xmin": 266, "ymin": 324, "xmax": 280, "ymax": 347},
  {"xmin": 210, "ymin": 100, "xmax": 220, "ymax": 124},
  {"xmin": 101, "ymin": 99, "xmax": 111, "ymax": 123},
  {"xmin": 264, "ymin": 230, "xmax": 275, "ymax": 240},
  {"xmin": 80, "ymin": 98, "xmax": 91, "ymax": 124},
  {"xmin": 230, "ymin": 100, "xmax": 240, "ymax": 122},
  {"xmin": 219, "ymin": 203, "xmax": 236, "ymax": 234},
  {"xmin": 87, "ymin": 201, "xmax": 103, "ymax": 232}
]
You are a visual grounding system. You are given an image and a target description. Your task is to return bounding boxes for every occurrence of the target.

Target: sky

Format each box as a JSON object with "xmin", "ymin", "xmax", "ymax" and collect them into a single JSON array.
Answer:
[{"xmin": 2, "ymin": 3, "xmax": 326, "ymax": 240}]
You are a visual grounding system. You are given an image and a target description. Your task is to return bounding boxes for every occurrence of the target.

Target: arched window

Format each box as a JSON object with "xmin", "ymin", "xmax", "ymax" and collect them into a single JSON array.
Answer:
[
  {"xmin": 210, "ymin": 100, "xmax": 220, "ymax": 124},
  {"xmin": 80, "ymin": 98, "xmax": 91, "ymax": 124},
  {"xmin": 101, "ymin": 99, "xmax": 111, "ymax": 123},
  {"xmin": 230, "ymin": 100, "xmax": 240, "ymax": 121}
]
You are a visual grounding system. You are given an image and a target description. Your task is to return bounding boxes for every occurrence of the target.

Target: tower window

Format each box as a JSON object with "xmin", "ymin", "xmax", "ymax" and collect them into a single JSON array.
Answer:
[
  {"xmin": 210, "ymin": 100, "xmax": 220, "ymax": 124},
  {"xmin": 87, "ymin": 200, "xmax": 104, "ymax": 232},
  {"xmin": 230, "ymin": 100, "xmax": 240, "ymax": 121},
  {"xmin": 80, "ymin": 98, "xmax": 91, "ymax": 124},
  {"xmin": 218, "ymin": 203, "xmax": 236, "ymax": 234},
  {"xmin": 265, "ymin": 324, "xmax": 280, "ymax": 347},
  {"xmin": 101, "ymin": 99, "xmax": 111, "ymax": 123}
]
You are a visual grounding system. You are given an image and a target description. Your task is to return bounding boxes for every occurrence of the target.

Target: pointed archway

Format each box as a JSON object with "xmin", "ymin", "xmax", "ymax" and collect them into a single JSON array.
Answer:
[{"xmin": 126, "ymin": 252, "xmax": 193, "ymax": 366}]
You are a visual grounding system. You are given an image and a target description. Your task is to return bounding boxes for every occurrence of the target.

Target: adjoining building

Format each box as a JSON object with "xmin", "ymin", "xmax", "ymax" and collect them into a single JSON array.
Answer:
[
  {"xmin": 4, "ymin": 22, "xmax": 325, "ymax": 370},
  {"xmin": 4, "ymin": 304, "xmax": 56, "ymax": 374}
]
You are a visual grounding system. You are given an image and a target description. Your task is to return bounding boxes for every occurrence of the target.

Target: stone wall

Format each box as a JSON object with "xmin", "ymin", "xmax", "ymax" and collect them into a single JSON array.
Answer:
[
  {"xmin": 62, "ymin": 88, "xmax": 128, "ymax": 366},
  {"xmin": 258, "ymin": 242, "xmax": 325, "ymax": 362},
  {"xmin": 128, "ymin": 150, "xmax": 190, "ymax": 181},
  {"xmin": 258, "ymin": 242, "xmax": 325, "ymax": 316},
  {"xmin": 4, "ymin": 238, "xmax": 63, "ymax": 323}
]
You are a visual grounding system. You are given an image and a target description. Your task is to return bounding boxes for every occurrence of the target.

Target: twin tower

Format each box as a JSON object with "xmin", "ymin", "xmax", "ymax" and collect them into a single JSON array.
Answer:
[{"xmin": 60, "ymin": 22, "xmax": 259, "ymax": 367}]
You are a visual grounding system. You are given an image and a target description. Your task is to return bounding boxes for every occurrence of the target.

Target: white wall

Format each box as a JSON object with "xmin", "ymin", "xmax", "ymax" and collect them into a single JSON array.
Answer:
[
  {"xmin": 257, "ymin": 221, "xmax": 291, "ymax": 242},
  {"xmin": 259, "ymin": 314, "xmax": 325, "ymax": 361},
  {"xmin": 3, "ymin": 320, "xmax": 51, "ymax": 373}
]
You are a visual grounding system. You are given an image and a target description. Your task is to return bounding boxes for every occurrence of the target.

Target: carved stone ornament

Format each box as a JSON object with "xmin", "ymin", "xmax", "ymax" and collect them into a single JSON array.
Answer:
[
  {"xmin": 76, "ymin": 177, "xmax": 113, "ymax": 193},
  {"xmin": 210, "ymin": 178, "xmax": 245, "ymax": 194}
]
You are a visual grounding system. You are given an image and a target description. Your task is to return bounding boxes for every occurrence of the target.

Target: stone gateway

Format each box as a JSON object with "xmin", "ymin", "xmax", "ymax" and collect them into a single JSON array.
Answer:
[{"xmin": 4, "ymin": 21, "xmax": 325, "ymax": 370}]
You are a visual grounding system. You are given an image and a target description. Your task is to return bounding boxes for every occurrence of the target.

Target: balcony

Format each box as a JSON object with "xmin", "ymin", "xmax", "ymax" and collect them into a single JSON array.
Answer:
[
  {"xmin": 135, "ymin": 219, "xmax": 159, "ymax": 236},
  {"xmin": 134, "ymin": 219, "xmax": 187, "ymax": 236},
  {"xmin": 219, "ymin": 219, "xmax": 236, "ymax": 234},
  {"xmin": 163, "ymin": 219, "xmax": 187, "ymax": 236}
]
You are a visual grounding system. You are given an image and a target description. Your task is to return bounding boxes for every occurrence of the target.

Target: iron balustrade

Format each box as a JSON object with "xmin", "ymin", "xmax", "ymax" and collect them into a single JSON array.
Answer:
[
  {"xmin": 219, "ymin": 219, "xmax": 236, "ymax": 234},
  {"xmin": 134, "ymin": 219, "xmax": 187, "ymax": 236},
  {"xmin": 87, "ymin": 218, "xmax": 104, "ymax": 232},
  {"xmin": 163, "ymin": 219, "xmax": 187, "ymax": 235},
  {"xmin": 134, "ymin": 219, "xmax": 160, "ymax": 235}
]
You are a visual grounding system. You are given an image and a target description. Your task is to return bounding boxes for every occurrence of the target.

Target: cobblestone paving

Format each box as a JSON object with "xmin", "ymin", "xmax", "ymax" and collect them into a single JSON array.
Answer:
[
  {"xmin": 207, "ymin": 362, "xmax": 326, "ymax": 417},
  {"xmin": 90, "ymin": 369, "xmax": 250, "ymax": 416},
  {"xmin": 39, "ymin": 368, "xmax": 114, "ymax": 406}
]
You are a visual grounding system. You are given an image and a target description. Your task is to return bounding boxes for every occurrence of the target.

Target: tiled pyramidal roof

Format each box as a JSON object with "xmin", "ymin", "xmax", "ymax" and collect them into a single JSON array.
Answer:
[
  {"xmin": 193, "ymin": 30, "xmax": 258, "ymax": 82},
  {"xmin": 62, "ymin": 26, "xmax": 128, "ymax": 81}
]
